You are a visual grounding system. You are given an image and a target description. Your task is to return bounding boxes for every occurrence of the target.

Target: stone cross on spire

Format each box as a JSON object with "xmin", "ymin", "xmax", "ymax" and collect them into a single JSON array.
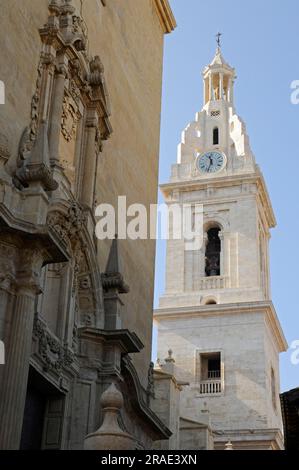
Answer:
[{"xmin": 216, "ymin": 32, "xmax": 222, "ymax": 48}]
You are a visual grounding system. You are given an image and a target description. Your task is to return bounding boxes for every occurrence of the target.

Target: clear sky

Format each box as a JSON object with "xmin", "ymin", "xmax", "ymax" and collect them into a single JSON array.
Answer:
[{"xmin": 153, "ymin": 0, "xmax": 299, "ymax": 393}]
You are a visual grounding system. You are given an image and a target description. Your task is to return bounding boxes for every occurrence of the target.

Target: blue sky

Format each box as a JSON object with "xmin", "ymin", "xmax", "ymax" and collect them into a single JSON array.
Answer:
[{"xmin": 153, "ymin": 0, "xmax": 299, "ymax": 392}]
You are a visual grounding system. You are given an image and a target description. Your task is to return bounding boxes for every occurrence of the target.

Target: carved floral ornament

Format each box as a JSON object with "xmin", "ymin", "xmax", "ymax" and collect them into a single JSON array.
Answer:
[
  {"xmin": 47, "ymin": 202, "xmax": 97, "ymax": 316},
  {"xmin": 9, "ymin": 0, "xmax": 112, "ymax": 192},
  {"xmin": 0, "ymin": 133, "xmax": 11, "ymax": 161},
  {"xmin": 33, "ymin": 314, "xmax": 74, "ymax": 373},
  {"xmin": 61, "ymin": 95, "xmax": 81, "ymax": 142},
  {"xmin": 47, "ymin": 202, "xmax": 87, "ymax": 250}
]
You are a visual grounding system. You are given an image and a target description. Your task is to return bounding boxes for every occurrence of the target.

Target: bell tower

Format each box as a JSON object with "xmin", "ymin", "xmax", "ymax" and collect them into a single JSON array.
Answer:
[{"xmin": 154, "ymin": 44, "xmax": 287, "ymax": 449}]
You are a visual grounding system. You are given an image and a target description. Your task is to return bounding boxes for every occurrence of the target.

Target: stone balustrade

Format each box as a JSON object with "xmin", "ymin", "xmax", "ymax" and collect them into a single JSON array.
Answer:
[
  {"xmin": 199, "ymin": 380, "xmax": 222, "ymax": 395},
  {"xmin": 197, "ymin": 276, "xmax": 228, "ymax": 290}
]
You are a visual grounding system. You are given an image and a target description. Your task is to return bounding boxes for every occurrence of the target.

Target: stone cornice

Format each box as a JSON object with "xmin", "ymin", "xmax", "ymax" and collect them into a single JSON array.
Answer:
[
  {"xmin": 180, "ymin": 416, "xmax": 212, "ymax": 431},
  {"xmin": 214, "ymin": 428, "xmax": 284, "ymax": 449},
  {"xmin": 160, "ymin": 168, "xmax": 276, "ymax": 228},
  {"xmin": 154, "ymin": 300, "xmax": 288, "ymax": 353},
  {"xmin": 153, "ymin": 0, "xmax": 177, "ymax": 34},
  {"xmin": 79, "ymin": 327, "xmax": 144, "ymax": 353}
]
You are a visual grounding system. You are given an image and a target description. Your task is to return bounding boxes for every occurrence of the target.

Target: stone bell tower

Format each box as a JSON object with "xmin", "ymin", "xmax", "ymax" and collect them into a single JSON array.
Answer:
[{"xmin": 154, "ymin": 45, "xmax": 287, "ymax": 449}]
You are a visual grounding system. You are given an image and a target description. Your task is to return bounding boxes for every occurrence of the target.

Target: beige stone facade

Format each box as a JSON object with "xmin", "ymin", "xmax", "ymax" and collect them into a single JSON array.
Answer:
[
  {"xmin": 0, "ymin": 0, "xmax": 176, "ymax": 450},
  {"xmin": 154, "ymin": 48, "xmax": 287, "ymax": 449}
]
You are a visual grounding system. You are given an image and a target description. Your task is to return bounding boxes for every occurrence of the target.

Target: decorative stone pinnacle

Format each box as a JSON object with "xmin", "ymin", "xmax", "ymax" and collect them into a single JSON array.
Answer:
[
  {"xmin": 84, "ymin": 383, "xmax": 136, "ymax": 450},
  {"xmin": 101, "ymin": 236, "xmax": 129, "ymax": 294},
  {"xmin": 100, "ymin": 382, "xmax": 124, "ymax": 410}
]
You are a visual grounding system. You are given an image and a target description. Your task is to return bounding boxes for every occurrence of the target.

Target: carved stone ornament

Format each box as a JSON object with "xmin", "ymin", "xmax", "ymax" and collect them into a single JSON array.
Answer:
[
  {"xmin": 10, "ymin": 0, "xmax": 112, "ymax": 192},
  {"xmin": 0, "ymin": 133, "xmax": 11, "ymax": 161},
  {"xmin": 33, "ymin": 314, "xmax": 74, "ymax": 372},
  {"xmin": 14, "ymin": 120, "xmax": 58, "ymax": 192},
  {"xmin": 47, "ymin": 202, "xmax": 87, "ymax": 249},
  {"xmin": 46, "ymin": 202, "xmax": 96, "ymax": 311},
  {"xmin": 147, "ymin": 361, "xmax": 155, "ymax": 399},
  {"xmin": 0, "ymin": 243, "xmax": 17, "ymax": 291},
  {"xmin": 61, "ymin": 95, "xmax": 80, "ymax": 142}
]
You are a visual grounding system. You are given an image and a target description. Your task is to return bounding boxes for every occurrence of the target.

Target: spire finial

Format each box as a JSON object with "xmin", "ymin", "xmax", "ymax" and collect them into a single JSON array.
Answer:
[{"xmin": 216, "ymin": 32, "xmax": 222, "ymax": 48}]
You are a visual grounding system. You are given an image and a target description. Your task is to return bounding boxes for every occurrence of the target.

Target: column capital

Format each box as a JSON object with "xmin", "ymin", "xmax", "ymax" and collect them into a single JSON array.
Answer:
[
  {"xmin": 15, "ymin": 248, "xmax": 47, "ymax": 296},
  {"xmin": 0, "ymin": 242, "xmax": 18, "ymax": 293}
]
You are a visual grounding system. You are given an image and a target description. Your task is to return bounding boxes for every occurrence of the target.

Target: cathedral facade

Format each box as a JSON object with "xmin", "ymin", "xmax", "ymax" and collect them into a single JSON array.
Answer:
[
  {"xmin": 154, "ymin": 47, "xmax": 287, "ymax": 450},
  {"xmin": 0, "ymin": 0, "xmax": 176, "ymax": 450}
]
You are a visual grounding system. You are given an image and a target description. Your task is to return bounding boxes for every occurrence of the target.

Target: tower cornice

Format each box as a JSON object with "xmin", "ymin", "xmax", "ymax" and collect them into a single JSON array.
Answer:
[
  {"xmin": 160, "ymin": 169, "xmax": 276, "ymax": 228},
  {"xmin": 154, "ymin": 300, "xmax": 288, "ymax": 353}
]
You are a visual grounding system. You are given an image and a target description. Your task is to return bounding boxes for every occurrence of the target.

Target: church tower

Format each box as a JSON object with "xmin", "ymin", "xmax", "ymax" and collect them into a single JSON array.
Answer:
[{"xmin": 154, "ymin": 45, "xmax": 287, "ymax": 449}]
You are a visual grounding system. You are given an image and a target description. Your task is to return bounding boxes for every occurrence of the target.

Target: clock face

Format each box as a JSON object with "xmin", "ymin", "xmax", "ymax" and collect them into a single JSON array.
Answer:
[{"xmin": 197, "ymin": 151, "xmax": 225, "ymax": 174}]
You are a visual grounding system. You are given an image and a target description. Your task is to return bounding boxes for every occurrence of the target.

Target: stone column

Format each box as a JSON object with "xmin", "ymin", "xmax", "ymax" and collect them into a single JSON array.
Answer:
[
  {"xmin": 219, "ymin": 73, "xmax": 224, "ymax": 99},
  {"xmin": 219, "ymin": 231, "xmax": 224, "ymax": 276},
  {"xmin": 221, "ymin": 231, "xmax": 231, "ymax": 287},
  {"xmin": 201, "ymin": 232, "xmax": 208, "ymax": 277},
  {"xmin": 49, "ymin": 62, "xmax": 67, "ymax": 164},
  {"xmin": 209, "ymin": 74, "xmax": 212, "ymax": 101},
  {"xmin": 81, "ymin": 109, "xmax": 98, "ymax": 208},
  {"xmin": 0, "ymin": 278, "xmax": 11, "ymax": 341},
  {"xmin": 0, "ymin": 242, "xmax": 17, "ymax": 344},
  {"xmin": 228, "ymin": 78, "xmax": 234, "ymax": 104},
  {"xmin": 0, "ymin": 248, "xmax": 44, "ymax": 449}
]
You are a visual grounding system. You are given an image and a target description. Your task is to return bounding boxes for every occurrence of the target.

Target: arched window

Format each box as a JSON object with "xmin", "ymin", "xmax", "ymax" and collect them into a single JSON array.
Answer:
[
  {"xmin": 213, "ymin": 127, "xmax": 219, "ymax": 145},
  {"xmin": 205, "ymin": 227, "xmax": 221, "ymax": 277}
]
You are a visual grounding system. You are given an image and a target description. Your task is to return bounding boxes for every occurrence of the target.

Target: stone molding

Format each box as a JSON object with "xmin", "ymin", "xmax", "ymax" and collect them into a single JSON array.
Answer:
[
  {"xmin": 160, "ymin": 170, "xmax": 276, "ymax": 229},
  {"xmin": 213, "ymin": 428, "xmax": 284, "ymax": 450},
  {"xmin": 153, "ymin": 0, "xmax": 177, "ymax": 34},
  {"xmin": 154, "ymin": 300, "xmax": 288, "ymax": 353}
]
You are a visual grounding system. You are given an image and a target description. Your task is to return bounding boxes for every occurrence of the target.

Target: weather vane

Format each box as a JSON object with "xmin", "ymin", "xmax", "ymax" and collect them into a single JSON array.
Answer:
[{"xmin": 216, "ymin": 32, "xmax": 222, "ymax": 48}]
